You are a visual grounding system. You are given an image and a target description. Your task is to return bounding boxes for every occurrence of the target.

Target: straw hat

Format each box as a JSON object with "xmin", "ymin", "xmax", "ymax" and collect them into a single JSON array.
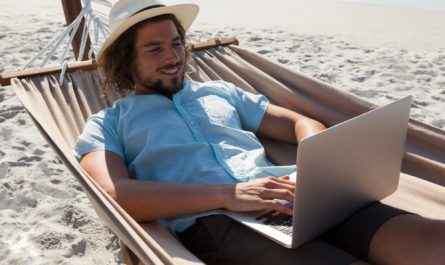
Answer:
[{"xmin": 97, "ymin": 0, "xmax": 199, "ymax": 62}]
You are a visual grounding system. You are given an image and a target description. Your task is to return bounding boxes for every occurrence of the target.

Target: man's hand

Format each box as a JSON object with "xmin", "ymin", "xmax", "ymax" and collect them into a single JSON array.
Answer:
[{"xmin": 223, "ymin": 176, "xmax": 295, "ymax": 215}]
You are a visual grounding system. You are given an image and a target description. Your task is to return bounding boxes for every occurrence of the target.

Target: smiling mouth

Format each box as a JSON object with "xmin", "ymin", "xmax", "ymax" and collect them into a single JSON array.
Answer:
[{"xmin": 159, "ymin": 63, "xmax": 182, "ymax": 75}]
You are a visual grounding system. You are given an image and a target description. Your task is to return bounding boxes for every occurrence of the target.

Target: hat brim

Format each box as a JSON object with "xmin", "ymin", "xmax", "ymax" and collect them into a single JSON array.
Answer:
[{"xmin": 97, "ymin": 4, "xmax": 199, "ymax": 62}]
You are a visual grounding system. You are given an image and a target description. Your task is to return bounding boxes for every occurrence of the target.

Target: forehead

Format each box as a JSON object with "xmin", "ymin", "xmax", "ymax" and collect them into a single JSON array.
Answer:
[{"xmin": 134, "ymin": 19, "xmax": 180, "ymax": 45}]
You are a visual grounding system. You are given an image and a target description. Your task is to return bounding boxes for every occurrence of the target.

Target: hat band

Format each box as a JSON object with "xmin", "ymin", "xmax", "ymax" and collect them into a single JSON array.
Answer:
[{"xmin": 133, "ymin": 4, "xmax": 166, "ymax": 16}]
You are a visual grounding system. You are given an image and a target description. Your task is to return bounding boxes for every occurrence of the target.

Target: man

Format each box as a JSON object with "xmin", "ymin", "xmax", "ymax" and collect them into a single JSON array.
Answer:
[{"xmin": 74, "ymin": 1, "xmax": 445, "ymax": 264}]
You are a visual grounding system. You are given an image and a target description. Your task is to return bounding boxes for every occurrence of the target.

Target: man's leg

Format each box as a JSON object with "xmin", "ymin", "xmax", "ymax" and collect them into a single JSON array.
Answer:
[
  {"xmin": 178, "ymin": 206, "xmax": 445, "ymax": 264},
  {"xmin": 323, "ymin": 202, "xmax": 411, "ymax": 261},
  {"xmin": 178, "ymin": 214, "xmax": 361, "ymax": 265},
  {"xmin": 368, "ymin": 214, "xmax": 445, "ymax": 265}
]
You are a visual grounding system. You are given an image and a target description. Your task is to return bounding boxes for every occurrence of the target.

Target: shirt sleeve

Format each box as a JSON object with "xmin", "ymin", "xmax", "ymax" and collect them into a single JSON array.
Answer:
[
  {"xmin": 223, "ymin": 82, "xmax": 270, "ymax": 132},
  {"xmin": 72, "ymin": 109, "xmax": 124, "ymax": 161}
]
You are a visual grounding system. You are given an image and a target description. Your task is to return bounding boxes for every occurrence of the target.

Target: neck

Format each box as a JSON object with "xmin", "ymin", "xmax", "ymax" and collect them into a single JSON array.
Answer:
[{"xmin": 134, "ymin": 85, "xmax": 180, "ymax": 99}]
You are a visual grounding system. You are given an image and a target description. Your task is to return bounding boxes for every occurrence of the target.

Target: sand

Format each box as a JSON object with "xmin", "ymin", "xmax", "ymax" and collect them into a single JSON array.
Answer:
[{"xmin": 1, "ymin": 0, "xmax": 444, "ymax": 264}]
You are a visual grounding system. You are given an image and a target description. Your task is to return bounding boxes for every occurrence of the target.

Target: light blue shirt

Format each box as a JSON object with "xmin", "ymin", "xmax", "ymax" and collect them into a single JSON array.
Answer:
[{"xmin": 73, "ymin": 79, "xmax": 296, "ymax": 231}]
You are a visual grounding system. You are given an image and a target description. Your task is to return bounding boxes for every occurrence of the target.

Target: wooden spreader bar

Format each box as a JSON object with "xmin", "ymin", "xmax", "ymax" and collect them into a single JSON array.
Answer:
[{"xmin": 0, "ymin": 37, "xmax": 239, "ymax": 86}]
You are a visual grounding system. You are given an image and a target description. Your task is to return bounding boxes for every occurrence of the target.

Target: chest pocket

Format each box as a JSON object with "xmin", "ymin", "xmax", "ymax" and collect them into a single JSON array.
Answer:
[{"xmin": 198, "ymin": 95, "xmax": 242, "ymax": 129}]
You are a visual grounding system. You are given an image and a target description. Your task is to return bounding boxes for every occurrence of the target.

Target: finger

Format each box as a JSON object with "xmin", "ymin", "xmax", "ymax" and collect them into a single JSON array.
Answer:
[
  {"xmin": 272, "ymin": 176, "xmax": 296, "ymax": 185},
  {"xmin": 279, "ymin": 175, "xmax": 296, "ymax": 184},
  {"xmin": 263, "ymin": 179, "xmax": 295, "ymax": 193},
  {"xmin": 259, "ymin": 188, "xmax": 294, "ymax": 203},
  {"xmin": 263, "ymin": 176, "xmax": 294, "ymax": 186},
  {"xmin": 263, "ymin": 200, "xmax": 293, "ymax": 215}
]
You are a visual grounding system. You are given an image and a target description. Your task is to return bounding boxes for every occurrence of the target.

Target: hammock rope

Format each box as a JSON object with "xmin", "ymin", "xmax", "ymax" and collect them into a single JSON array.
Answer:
[
  {"xmin": 20, "ymin": 0, "xmax": 229, "ymax": 85},
  {"xmin": 22, "ymin": 0, "xmax": 113, "ymax": 84}
]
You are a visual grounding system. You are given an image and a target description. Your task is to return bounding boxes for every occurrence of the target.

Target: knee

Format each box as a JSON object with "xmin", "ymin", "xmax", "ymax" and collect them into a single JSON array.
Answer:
[
  {"xmin": 369, "ymin": 215, "xmax": 445, "ymax": 265},
  {"xmin": 419, "ymin": 218, "xmax": 445, "ymax": 264}
]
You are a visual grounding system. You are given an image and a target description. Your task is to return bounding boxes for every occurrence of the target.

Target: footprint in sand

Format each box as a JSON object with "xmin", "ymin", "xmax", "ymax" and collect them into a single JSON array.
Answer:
[
  {"xmin": 412, "ymin": 69, "xmax": 437, "ymax": 77},
  {"xmin": 413, "ymin": 100, "xmax": 430, "ymax": 107},
  {"xmin": 11, "ymin": 144, "xmax": 26, "ymax": 151},
  {"xmin": 394, "ymin": 74, "xmax": 416, "ymax": 81},
  {"xmin": 60, "ymin": 205, "xmax": 91, "ymax": 229},
  {"xmin": 350, "ymin": 89, "xmax": 380, "ymax": 98},
  {"xmin": 300, "ymin": 65, "xmax": 320, "ymax": 73},
  {"xmin": 0, "ymin": 242, "xmax": 10, "ymax": 259},
  {"xmin": 288, "ymin": 44, "xmax": 301, "ymax": 51},
  {"xmin": 248, "ymin": 36, "xmax": 263, "ymax": 42},
  {"xmin": 17, "ymin": 118, "xmax": 27, "ymax": 126},
  {"xmin": 18, "ymin": 156, "xmax": 43, "ymax": 163},
  {"xmin": 316, "ymin": 72, "xmax": 337, "ymax": 83},
  {"xmin": 63, "ymin": 238, "xmax": 87, "ymax": 258},
  {"xmin": 50, "ymin": 179, "xmax": 62, "ymax": 185},
  {"xmin": 32, "ymin": 148, "xmax": 45, "ymax": 156},
  {"xmin": 35, "ymin": 231, "xmax": 64, "ymax": 250},
  {"xmin": 351, "ymin": 76, "xmax": 367, "ymax": 82},
  {"xmin": 0, "ymin": 128, "xmax": 13, "ymax": 141},
  {"xmin": 395, "ymin": 85, "xmax": 414, "ymax": 92},
  {"xmin": 257, "ymin": 50, "xmax": 272, "ymax": 55},
  {"xmin": 432, "ymin": 119, "xmax": 445, "ymax": 128},
  {"xmin": 432, "ymin": 95, "xmax": 445, "ymax": 103},
  {"xmin": 0, "ymin": 109, "xmax": 22, "ymax": 120},
  {"xmin": 0, "ymin": 162, "xmax": 9, "ymax": 179},
  {"xmin": 1, "ymin": 194, "xmax": 38, "ymax": 212}
]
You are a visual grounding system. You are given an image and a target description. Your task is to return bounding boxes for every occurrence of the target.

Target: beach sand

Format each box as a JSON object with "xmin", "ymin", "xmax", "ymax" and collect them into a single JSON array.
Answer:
[{"xmin": 1, "ymin": 0, "xmax": 444, "ymax": 264}]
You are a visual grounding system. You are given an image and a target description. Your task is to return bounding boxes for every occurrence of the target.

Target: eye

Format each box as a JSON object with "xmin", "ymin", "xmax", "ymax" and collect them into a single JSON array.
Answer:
[
  {"xmin": 146, "ymin": 47, "xmax": 161, "ymax": 54},
  {"xmin": 172, "ymin": 41, "xmax": 183, "ymax": 47}
]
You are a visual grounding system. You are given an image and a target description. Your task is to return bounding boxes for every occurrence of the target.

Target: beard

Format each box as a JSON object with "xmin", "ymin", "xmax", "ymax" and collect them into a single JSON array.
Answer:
[{"xmin": 137, "ymin": 61, "xmax": 185, "ymax": 98}]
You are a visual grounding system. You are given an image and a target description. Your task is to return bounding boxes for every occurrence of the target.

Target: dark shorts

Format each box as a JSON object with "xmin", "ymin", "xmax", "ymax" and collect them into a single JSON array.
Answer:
[{"xmin": 178, "ymin": 202, "xmax": 410, "ymax": 265}]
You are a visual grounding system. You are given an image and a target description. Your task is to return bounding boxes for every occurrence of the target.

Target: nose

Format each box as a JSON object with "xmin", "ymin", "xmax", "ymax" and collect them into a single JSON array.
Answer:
[{"xmin": 164, "ymin": 46, "xmax": 181, "ymax": 64}]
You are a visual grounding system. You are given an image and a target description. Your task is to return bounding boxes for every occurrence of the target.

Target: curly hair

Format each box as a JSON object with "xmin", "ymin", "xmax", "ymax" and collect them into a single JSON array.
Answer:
[{"xmin": 98, "ymin": 14, "xmax": 189, "ymax": 94}]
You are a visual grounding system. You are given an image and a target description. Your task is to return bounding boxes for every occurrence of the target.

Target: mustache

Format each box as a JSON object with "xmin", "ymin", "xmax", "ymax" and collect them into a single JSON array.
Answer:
[{"xmin": 157, "ymin": 61, "xmax": 183, "ymax": 72}]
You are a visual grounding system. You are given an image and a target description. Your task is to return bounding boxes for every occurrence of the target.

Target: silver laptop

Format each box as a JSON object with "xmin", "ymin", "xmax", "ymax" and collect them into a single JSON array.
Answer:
[{"xmin": 221, "ymin": 96, "xmax": 412, "ymax": 248}]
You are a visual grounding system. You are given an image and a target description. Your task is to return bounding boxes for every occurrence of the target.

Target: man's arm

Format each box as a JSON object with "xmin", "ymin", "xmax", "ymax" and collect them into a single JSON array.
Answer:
[
  {"xmin": 256, "ymin": 104, "xmax": 326, "ymax": 143},
  {"xmin": 79, "ymin": 104, "xmax": 319, "ymax": 222},
  {"xmin": 80, "ymin": 150, "xmax": 296, "ymax": 222}
]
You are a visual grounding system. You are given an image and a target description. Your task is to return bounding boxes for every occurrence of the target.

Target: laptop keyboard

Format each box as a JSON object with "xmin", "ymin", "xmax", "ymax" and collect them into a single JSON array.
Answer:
[{"xmin": 255, "ymin": 204, "xmax": 294, "ymax": 236}]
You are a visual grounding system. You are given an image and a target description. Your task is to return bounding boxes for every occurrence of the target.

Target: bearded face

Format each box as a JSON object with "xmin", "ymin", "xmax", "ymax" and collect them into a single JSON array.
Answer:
[{"xmin": 133, "ymin": 19, "xmax": 186, "ymax": 97}]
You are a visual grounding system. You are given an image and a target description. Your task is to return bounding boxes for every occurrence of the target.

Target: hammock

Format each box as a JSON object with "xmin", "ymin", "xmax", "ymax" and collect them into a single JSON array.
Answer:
[{"xmin": 1, "ymin": 38, "xmax": 444, "ymax": 264}]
